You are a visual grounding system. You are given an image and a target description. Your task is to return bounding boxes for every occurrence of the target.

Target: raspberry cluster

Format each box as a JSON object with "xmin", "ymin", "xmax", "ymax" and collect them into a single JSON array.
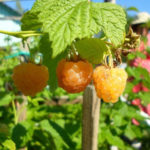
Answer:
[{"xmin": 56, "ymin": 59, "xmax": 127, "ymax": 103}]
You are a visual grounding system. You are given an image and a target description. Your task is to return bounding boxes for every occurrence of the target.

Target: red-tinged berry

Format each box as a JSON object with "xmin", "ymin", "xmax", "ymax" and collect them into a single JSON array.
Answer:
[
  {"xmin": 138, "ymin": 104, "xmax": 146, "ymax": 112},
  {"xmin": 93, "ymin": 66, "xmax": 128, "ymax": 103},
  {"xmin": 131, "ymin": 99, "xmax": 141, "ymax": 106},
  {"xmin": 131, "ymin": 58, "xmax": 150, "ymax": 73},
  {"xmin": 139, "ymin": 41, "xmax": 145, "ymax": 51},
  {"xmin": 146, "ymin": 53, "xmax": 150, "ymax": 60},
  {"xmin": 147, "ymin": 33, "xmax": 150, "ymax": 46},
  {"xmin": 140, "ymin": 59, "xmax": 150, "ymax": 73},
  {"xmin": 145, "ymin": 104, "xmax": 150, "ymax": 116},
  {"xmin": 141, "ymin": 84, "xmax": 149, "ymax": 92},
  {"xmin": 132, "ymin": 118, "xmax": 140, "ymax": 126},
  {"xmin": 131, "ymin": 57, "xmax": 142, "ymax": 67},
  {"xmin": 56, "ymin": 59, "xmax": 93, "ymax": 93},
  {"xmin": 132, "ymin": 83, "xmax": 142, "ymax": 93},
  {"xmin": 132, "ymin": 83, "xmax": 149, "ymax": 93},
  {"xmin": 12, "ymin": 62, "xmax": 49, "ymax": 96}
]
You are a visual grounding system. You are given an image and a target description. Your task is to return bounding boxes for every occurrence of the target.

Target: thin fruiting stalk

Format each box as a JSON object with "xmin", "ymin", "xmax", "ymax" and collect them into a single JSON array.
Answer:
[
  {"xmin": 107, "ymin": 48, "xmax": 113, "ymax": 68},
  {"xmin": 26, "ymin": 42, "xmax": 35, "ymax": 63},
  {"xmin": 104, "ymin": 41, "xmax": 114, "ymax": 46},
  {"xmin": 71, "ymin": 43, "xmax": 79, "ymax": 61}
]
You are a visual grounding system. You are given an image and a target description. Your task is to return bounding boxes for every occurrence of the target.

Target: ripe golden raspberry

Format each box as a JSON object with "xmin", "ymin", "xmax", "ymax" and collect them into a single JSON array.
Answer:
[
  {"xmin": 56, "ymin": 59, "xmax": 93, "ymax": 93},
  {"xmin": 93, "ymin": 66, "xmax": 127, "ymax": 103},
  {"xmin": 12, "ymin": 62, "xmax": 49, "ymax": 96}
]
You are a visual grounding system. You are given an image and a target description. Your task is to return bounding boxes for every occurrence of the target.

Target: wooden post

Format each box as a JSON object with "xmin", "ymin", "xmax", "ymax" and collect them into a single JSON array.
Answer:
[
  {"xmin": 18, "ymin": 42, "xmax": 28, "ymax": 150},
  {"xmin": 16, "ymin": 95, "xmax": 27, "ymax": 122},
  {"xmin": 82, "ymin": 84, "xmax": 101, "ymax": 150}
]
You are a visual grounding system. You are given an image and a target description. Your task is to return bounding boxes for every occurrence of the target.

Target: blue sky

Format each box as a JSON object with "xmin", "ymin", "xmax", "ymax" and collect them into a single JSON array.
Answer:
[{"xmin": 4, "ymin": 0, "xmax": 150, "ymax": 15}]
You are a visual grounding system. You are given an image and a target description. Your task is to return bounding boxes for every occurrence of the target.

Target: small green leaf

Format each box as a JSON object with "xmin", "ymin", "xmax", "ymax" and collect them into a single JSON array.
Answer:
[
  {"xmin": 124, "ymin": 82, "xmax": 134, "ymax": 94},
  {"xmin": 2, "ymin": 139, "xmax": 16, "ymax": 150},
  {"xmin": 113, "ymin": 115, "xmax": 125, "ymax": 126},
  {"xmin": 136, "ymin": 52, "xmax": 146, "ymax": 59},
  {"xmin": 21, "ymin": 11, "xmax": 42, "ymax": 30},
  {"xmin": 126, "ymin": 67, "xmax": 150, "ymax": 80},
  {"xmin": 126, "ymin": 7, "xmax": 139, "ymax": 12},
  {"xmin": 105, "ymin": 129, "xmax": 125, "ymax": 149},
  {"xmin": 127, "ymin": 53, "xmax": 136, "ymax": 60},
  {"xmin": 139, "ymin": 92, "xmax": 150, "ymax": 105},
  {"xmin": 75, "ymin": 38, "xmax": 108, "ymax": 64},
  {"xmin": 0, "ymin": 92, "xmax": 13, "ymax": 106},
  {"xmin": 11, "ymin": 121, "xmax": 34, "ymax": 148},
  {"xmin": 99, "ymin": 126, "xmax": 107, "ymax": 144},
  {"xmin": 125, "ymin": 124, "xmax": 142, "ymax": 140},
  {"xmin": 125, "ymin": 124, "xmax": 136, "ymax": 140},
  {"xmin": 127, "ymin": 52, "xmax": 146, "ymax": 60},
  {"xmin": 40, "ymin": 119, "xmax": 75, "ymax": 149}
]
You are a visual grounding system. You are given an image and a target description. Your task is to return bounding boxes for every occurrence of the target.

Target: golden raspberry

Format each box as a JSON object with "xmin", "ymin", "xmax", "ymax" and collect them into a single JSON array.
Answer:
[
  {"xmin": 93, "ymin": 66, "xmax": 127, "ymax": 103},
  {"xmin": 12, "ymin": 62, "xmax": 49, "ymax": 96},
  {"xmin": 56, "ymin": 59, "xmax": 93, "ymax": 93}
]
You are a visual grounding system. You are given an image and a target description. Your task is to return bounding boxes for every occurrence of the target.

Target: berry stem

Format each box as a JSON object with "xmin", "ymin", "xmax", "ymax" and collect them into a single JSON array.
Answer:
[
  {"xmin": 108, "ymin": 48, "xmax": 113, "ymax": 68},
  {"xmin": 26, "ymin": 42, "xmax": 36, "ymax": 63},
  {"xmin": 108, "ymin": 54, "xmax": 113, "ymax": 68},
  {"xmin": 70, "ymin": 43, "xmax": 79, "ymax": 61}
]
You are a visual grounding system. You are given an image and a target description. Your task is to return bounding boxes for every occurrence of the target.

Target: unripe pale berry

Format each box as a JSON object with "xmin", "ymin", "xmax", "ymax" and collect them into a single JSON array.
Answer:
[{"xmin": 93, "ymin": 66, "xmax": 127, "ymax": 103}]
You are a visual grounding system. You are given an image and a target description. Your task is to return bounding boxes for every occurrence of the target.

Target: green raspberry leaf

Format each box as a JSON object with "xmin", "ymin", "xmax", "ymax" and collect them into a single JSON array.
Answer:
[
  {"xmin": 11, "ymin": 121, "xmax": 34, "ymax": 148},
  {"xmin": 75, "ymin": 38, "xmax": 108, "ymax": 64},
  {"xmin": 91, "ymin": 3, "xmax": 126, "ymax": 47},
  {"xmin": 2, "ymin": 139, "xmax": 16, "ymax": 150},
  {"xmin": 21, "ymin": 11, "xmax": 42, "ymax": 30},
  {"xmin": 21, "ymin": 0, "xmax": 126, "ymax": 58},
  {"xmin": 0, "ymin": 92, "xmax": 13, "ymax": 106},
  {"xmin": 139, "ymin": 92, "xmax": 150, "ymax": 106},
  {"xmin": 125, "ymin": 124, "xmax": 142, "ymax": 140},
  {"xmin": 40, "ymin": 119, "xmax": 76, "ymax": 149},
  {"xmin": 105, "ymin": 128, "xmax": 125, "ymax": 149}
]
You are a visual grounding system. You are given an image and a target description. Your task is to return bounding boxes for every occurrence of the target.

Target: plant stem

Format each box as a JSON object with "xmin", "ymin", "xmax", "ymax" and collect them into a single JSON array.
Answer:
[
  {"xmin": 12, "ymin": 100, "xmax": 18, "ymax": 124},
  {"xmin": 0, "ymin": 30, "xmax": 42, "ymax": 39}
]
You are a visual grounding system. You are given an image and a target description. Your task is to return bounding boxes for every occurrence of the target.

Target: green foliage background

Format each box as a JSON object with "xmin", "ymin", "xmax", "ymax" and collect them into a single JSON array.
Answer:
[
  {"xmin": 0, "ymin": 37, "xmax": 150, "ymax": 150},
  {"xmin": 0, "ymin": 0, "xmax": 150, "ymax": 150}
]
